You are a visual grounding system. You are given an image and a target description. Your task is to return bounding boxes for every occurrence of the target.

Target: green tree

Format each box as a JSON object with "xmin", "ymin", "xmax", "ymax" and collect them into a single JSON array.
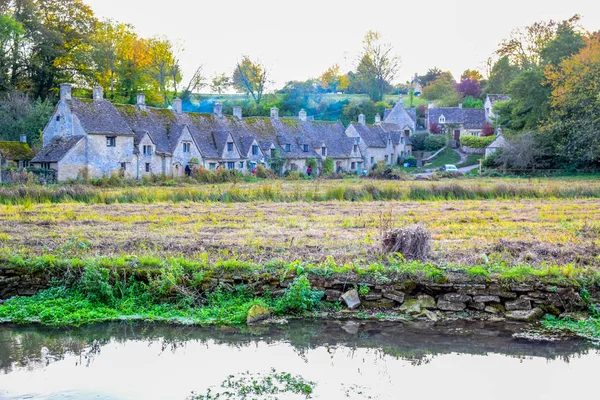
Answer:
[
  {"xmin": 355, "ymin": 31, "xmax": 401, "ymax": 102},
  {"xmin": 210, "ymin": 73, "xmax": 230, "ymax": 94},
  {"xmin": 540, "ymin": 21, "xmax": 585, "ymax": 66},
  {"xmin": 483, "ymin": 56, "xmax": 520, "ymax": 95},
  {"xmin": 0, "ymin": 91, "xmax": 53, "ymax": 145},
  {"xmin": 503, "ymin": 69, "xmax": 551, "ymax": 131},
  {"xmin": 0, "ymin": 14, "xmax": 24, "ymax": 92},
  {"xmin": 232, "ymin": 55, "xmax": 269, "ymax": 105},
  {"xmin": 422, "ymin": 72, "xmax": 458, "ymax": 106}
]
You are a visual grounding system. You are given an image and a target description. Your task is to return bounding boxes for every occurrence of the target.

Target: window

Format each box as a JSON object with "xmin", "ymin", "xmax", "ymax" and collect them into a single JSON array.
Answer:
[
  {"xmin": 227, "ymin": 142, "xmax": 234, "ymax": 152},
  {"xmin": 401, "ymin": 136, "xmax": 404, "ymax": 144},
  {"xmin": 321, "ymin": 147, "xmax": 326, "ymax": 156},
  {"xmin": 252, "ymin": 145, "xmax": 259, "ymax": 155},
  {"xmin": 351, "ymin": 162, "xmax": 356, "ymax": 170},
  {"xmin": 121, "ymin": 162, "xmax": 127, "ymax": 171},
  {"xmin": 270, "ymin": 148, "xmax": 276, "ymax": 157},
  {"xmin": 439, "ymin": 115, "xmax": 446, "ymax": 124},
  {"xmin": 285, "ymin": 144, "xmax": 291, "ymax": 152},
  {"xmin": 291, "ymin": 163, "xmax": 297, "ymax": 171},
  {"xmin": 353, "ymin": 144, "xmax": 358, "ymax": 153},
  {"xmin": 239, "ymin": 161, "xmax": 244, "ymax": 169},
  {"xmin": 106, "ymin": 136, "xmax": 116, "ymax": 147},
  {"xmin": 183, "ymin": 142, "xmax": 191, "ymax": 153},
  {"xmin": 385, "ymin": 155, "xmax": 389, "ymax": 163},
  {"xmin": 370, "ymin": 157, "xmax": 374, "ymax": 164},
  {"xmin": 357, "ymin": 137, "xmax": 361, "ymax": 144},
  {"xmin": 209, "ymin": 163, "xmax": 216, "ymax": 171},
  {"xmin": 40, "ymin": 162, "xmax": 51, "ymax": 170},
  {"xmin": 143, "ymin": 145, "xmax": 152, "ymax": 155},
  {"xmin": 227, "ymin": 161, "xmax": 235, "ymax": 170},
  {"xmin": 145, "ymin": 163, "xmax": 150, "ymax": 173},
  {"xmin": 404, "ymin": 129, "xmax": 410, "ymax": 136},
  {"xmin": 303, "ymin": 144, "xmax": 309, "ymax": 152},
  {"xmin": 56, "ymin": 115, "xmax": 60, "ymax": 122}
]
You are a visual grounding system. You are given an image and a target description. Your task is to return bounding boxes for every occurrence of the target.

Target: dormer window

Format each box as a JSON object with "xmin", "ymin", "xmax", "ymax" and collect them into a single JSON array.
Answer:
[
  {"xmin": 357, "ymin": 137, "xmax": 361, "ymax": 144},
  {"xmin": 439, "ymin": 115, "xmax": 446, "ymax": 124},
  {"xmin": 227, "ymin": 142, "xmax": 234, "ymax": 152},
  {"xmin": 183, "ymin": 142, "xmax": 191, "ymax": 153},
  {"xmin": 321, "ymin": 147, "xmax": 327, "ymax": 156},
  {"xmin": 303, "ymin": 144, "xmax": 309, "ymax": 152},
  {"xmin": 404, "ymin": 129, "xmax": 410, "ymax": 136},
  {"xmin": 353, "ymin": 144, "xmax": 358, "ymax": 153},
  {"xmin": 270, "ymin": 148, "xmax": 276, "ymax": 157},
  {"xmin": 285, "ymin": 144, "xmax": 291, "ymax": 152},
  {"xmin": 252, "ymin": 144, "xmax": 259, "ymax": 155},
  {"xmin": 401, "ymin": 137, "xmax": 404, "ymax": 144},
  {"xmin": 143, "ymin": 145, "xmax": 153, "ymax": 155}
]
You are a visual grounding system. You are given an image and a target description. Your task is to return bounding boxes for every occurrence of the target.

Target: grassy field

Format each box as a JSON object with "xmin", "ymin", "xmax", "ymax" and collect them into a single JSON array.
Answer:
[{"xmin": 410, "ymin": 148, "xmax": 462, "ymax": 172}]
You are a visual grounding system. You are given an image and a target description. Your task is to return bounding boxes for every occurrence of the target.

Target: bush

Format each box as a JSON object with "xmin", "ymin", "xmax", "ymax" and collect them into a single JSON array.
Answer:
[
  {"xmin": 322, "ymin": 158, "xmax": 334, "ymax": 176},
  {"xmin": 460, "ymin": 135, "xmax": 497, "ymax": 148},
  {"xmin": 78, "ymin": 265, "xmax": 115, "ymax": 305},
  {"xmin": 381, "ymin": 225, "xmax": 431, "ymax": 261},
  {"xmin": 275, "ymin": 275, "xmax": 324, "ymax": 314},
  {"xmin": 255, "ymin": 164, "xmax": 274, "ymax": 179},
  {"xmin": 284, "ymin": 171, "xmax": 305, "ymax": 180},
  {"xmin": 411, "ymin": 132, "xmax": 446, "ymax": 151},
  {"xmin": 406, "ymin": 156, "xmax": 417, "ymax": 167}
]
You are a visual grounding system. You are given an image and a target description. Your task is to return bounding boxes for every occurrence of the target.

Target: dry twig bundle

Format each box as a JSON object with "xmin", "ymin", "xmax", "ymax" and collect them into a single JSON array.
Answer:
[{"xmin": 381, "ymin": 225, "xmax": 431, "ymax": 260}]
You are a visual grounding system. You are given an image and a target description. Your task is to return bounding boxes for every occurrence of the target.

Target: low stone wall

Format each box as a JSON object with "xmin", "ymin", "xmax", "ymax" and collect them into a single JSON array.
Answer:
[
  {"xmin": 460, "ymin": 146, "xmax": 485, "ymax": 155},
  {"xmin": 0, "ymin": 267, "xmax": 589, "ymax": 322}
]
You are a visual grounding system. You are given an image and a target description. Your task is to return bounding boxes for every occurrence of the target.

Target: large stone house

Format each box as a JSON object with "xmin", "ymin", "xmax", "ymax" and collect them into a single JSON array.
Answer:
[
  {"xmin": 31, "ymin": 84, "xmax": 370, "ymax": 181},
  {"xmin": 426, "ymin": 102, "xmax": 486, "ymax": 140}
]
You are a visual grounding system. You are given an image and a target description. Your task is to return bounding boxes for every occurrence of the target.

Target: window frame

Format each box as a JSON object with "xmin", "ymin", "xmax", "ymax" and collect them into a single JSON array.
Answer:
[
  {"xmin": 106, "ymin": 136, "xmax": 116, "ymax": 147},
  {"xmin": 227, "ymin": 161, "xmax": 235, "ymax": 170},
  {"xmin": 227, "ymin": 142, "xmax": 234, "ymax": 152},
  {"xmin": 251, "ymin": 145, "xmax": 259, "ymax": 155}
]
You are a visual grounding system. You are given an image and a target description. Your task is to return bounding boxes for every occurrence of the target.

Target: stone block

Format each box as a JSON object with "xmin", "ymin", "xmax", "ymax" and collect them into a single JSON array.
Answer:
[
  {"xmin": 506, "ymin": 308, "xmax": 544, "ymax": 322},
  {"xmin": 473, "ymin": 295, "xmax": 501, "ymax": 303},
  {"xmin": 341, "ymin": 290, "xmax": 361, "ymax": 310},
  {"xmin": 469, "ymin": 302, "xmax": 486, "ymax": 311},
  {"xmin": 325, "ymin": 290, "xmax": 342, "ymax": 302},
  {"xmin": 442, "ymin": 293, "xmax": 472, "ymax": 303},
  {"xmin": 363, "ymin": 293, "xmax": 382, "ymax": 301},
  {"xmin": 505, "ymin": 299, "xmax": 532, "ymax": 311},
  {"xmin": 437, "ymin": 299, "xmax": 467, "ymax": 311},
  {"xmin": 383, "ymin": 290, "xmax": 406, "ymax": 304}
]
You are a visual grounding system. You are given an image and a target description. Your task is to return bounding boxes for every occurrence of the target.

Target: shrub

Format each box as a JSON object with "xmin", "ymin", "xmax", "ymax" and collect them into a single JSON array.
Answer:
[
  {"xmin": 460, "ymin": 135, "xmax": 497, "ymax": 148},
  {"xmin": 284, "ymin": 171, "xmax": 305, "ymax": 181},
  {"xmin": 255, "ymin": 164, "xmax": 274, "ymax": 179},
  {"xmin": 429, "ymin": 122, "xmax": 442, "ymax": 134},
  {"xmin": 78, "ymin": 265, "xmax": 115, "ymax": 305},
  {"xmin": 322, "ymin": 158, "xmax": 334, "ymax": 176},
  {"xmin": 411, "ymin": 132, "xmax": 446, "ymax": 151},
  {"xmin": 381, "ymin": 225, "xmax": 431, "ymax": 261},
  {"xmin": 406, "ymin": 156, "xmax": 417, "ymax": 167},
  {"xmin": 275, "ymin": 275, "xmax": 324, "ymax": 314}
]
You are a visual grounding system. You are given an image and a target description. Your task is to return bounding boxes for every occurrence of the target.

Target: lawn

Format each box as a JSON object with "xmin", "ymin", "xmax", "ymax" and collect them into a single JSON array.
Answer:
[
  {"xmin": 457, "ymin": 154, "xmax": 483, "ymax": 168},
  {"xmin": 409, "ymin": 148, "xmax": 461, "ymax": 173}
]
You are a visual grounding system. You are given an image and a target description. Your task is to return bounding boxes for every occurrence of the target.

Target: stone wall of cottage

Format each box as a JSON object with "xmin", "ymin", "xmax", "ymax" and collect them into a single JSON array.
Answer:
[
  {"xmin": 171, "ymin": 128, "xmax": 203, "ymax": 176},
  {"xmin": 86, "ymin": 135, "xmax": 135, "ymax": 178},
  {"xmin": 137, "ymin": 135, "xmax": 166, "ymax": 177},
  {"xmin": 56, "ymin": 138, "xmax": 88, "ymax": 181},
  {"xmin": 42, "ymin": 102, "xmax": 87, "ymax": 146}
]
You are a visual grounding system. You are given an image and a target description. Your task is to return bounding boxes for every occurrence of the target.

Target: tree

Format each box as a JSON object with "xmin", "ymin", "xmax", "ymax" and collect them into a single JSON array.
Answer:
[
  {"xmin": 429, "ymin": 122, "xmax": 441, "ymax": 134},
  {"xmin": 455, "ymin": 78, "xmax": 481, "ymax": 99},
  {"xmin": 419, "ymin": 67, "xmax": 442, "ymax": 87},
  {"xmin": 0, "ymin": 14, "xmax": 24, "ymax": 92},
  {"xmin": 482, "ymin": 124, "xmax": 495, "ymax": 137},
  {"xmin": 147, "ymin": 37, "xmax": 181, "ymax": 106},
  {"xmin": 461, "ymin": 69, "xmax": 483, "ymax": 81},
  {"xmin": 355, "ymin": 31, "xmax": 401, "ymax": 102},
  {"xmin": 210, "ymin": 73, "xmax": 230, "ymax": 94},
  {"xmin": 319, "ymin": 64, "xmax": 348, "ymax": 93},
  {"xmin": 483, "ymin": 56, "xmax": 520, "ymax": 95},
  {"xmin": 541, "ymin": 21, "xmax": 584, "ymax": 66},
  {"xmin": 0, "ymin": 91, "xmax": 53, "ymax": 145},
  {"xmin": 496, "ymin": 132, "xmax": 548, "ymax": 170},
  {"xmin": 504, "ymin": 69, "xmax": 551, "ymax": 131},
  {"xmin": 462, "ymin": 96, "xmax": 483, "ymax": 109},
  {"xmin": 422, "ymin": 72, "xmax": 458, "ymax": 106},
  {"xmin": 232, "ymin": 55, "xmax": 269, "ymax": 105}
]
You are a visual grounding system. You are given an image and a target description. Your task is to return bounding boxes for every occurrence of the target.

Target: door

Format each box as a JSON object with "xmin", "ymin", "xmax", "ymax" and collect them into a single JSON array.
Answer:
[{"xmin": 454, "ymin": 130, "xmax": 461, "ymax": 141}]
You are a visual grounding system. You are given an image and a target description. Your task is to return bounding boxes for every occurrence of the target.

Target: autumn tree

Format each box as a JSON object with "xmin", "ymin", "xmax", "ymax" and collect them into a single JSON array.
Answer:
[
  {"xmin": 422, "ymin": 72, "xmax": 458, "ymax": 106},
  {"xmin": 210, "ymin": 73, "xmax": 230, "ymax": 94},
  {"xmin": 147, "ymin": 37, "xmax": 181, "ymax": 106},
  {"xmin": 232, "ymin": 55, "xmax": 269, "ymax": 105},
  {"xmin": 355, "ymin": 31, "xmax": 401, "ymax": 102},
  {"xmin": 319, "ymin": 64, "xmax": 349, "ymax": 93},
  {"xmin": 461, "ymin": 69, "xmax": 483, "ymax": 81}
]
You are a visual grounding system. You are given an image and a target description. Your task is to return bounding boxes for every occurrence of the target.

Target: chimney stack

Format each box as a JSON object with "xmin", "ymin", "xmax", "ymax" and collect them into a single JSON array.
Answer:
[
  {"xmin": 375, "ymin": 114, "xmax": 381, "ymax": 124},
  {"xmin": 497, "ymin": 125, "xmax": 503, "ymax": 136},
  {"xmin": 428, "ymin": 101, "xmax": 434, "ymax": 110},
  {"xmin": 214, "ymin": 102, "xmax": 223, "ymax": 118},
  {"xmin": 93, "ymin": 85, "xmax": 104, "ymax": 101},
  {"xmin": 458, "ymin": 102, "xmax": 463, "ymax": 109},
  {"xmin": 233, "ymin": 106, "xmax": 242, "ymax": 120},
  {"xmin": 60, "ymin": 84, "xmax": 72, "ymax": 101},
  {"xmin": 20, "ymin": 134, "xmax": 27, "ymax": 144},
  {"xmin": 270, "ymin": 106, "xmax": 279, "ymax": 120},
  {"xmin": 137, "ymin": 93, "xmax": 146, "ymax": 110},
  {"xmin": 299, "ymin": 109, "xmax": 307, "ymax": 122},
  {"xmin": 358, "ymin": 114, "xmax": 366, "ymax": 125},
  {"xmin": 173, "ymin": 98, "xmax": 182, "ymax": 114}
]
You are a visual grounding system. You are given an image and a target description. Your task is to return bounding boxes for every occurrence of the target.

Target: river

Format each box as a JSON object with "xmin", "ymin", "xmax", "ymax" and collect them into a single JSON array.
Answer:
[{"xmin": 0, "ymin": 320, "xmax": 597, "ymax": 399}]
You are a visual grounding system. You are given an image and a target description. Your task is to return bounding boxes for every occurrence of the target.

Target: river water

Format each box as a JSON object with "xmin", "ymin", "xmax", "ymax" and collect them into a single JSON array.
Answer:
[{"xmin": 0, "ymin": 320, "xmax": 597, "ymax": 399}]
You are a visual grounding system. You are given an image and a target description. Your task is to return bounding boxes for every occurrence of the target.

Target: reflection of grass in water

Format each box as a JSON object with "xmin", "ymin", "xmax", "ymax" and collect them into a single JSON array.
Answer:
[{"xmin": 188, "ymin": 368, "xmax": 315, "ymax": 399}]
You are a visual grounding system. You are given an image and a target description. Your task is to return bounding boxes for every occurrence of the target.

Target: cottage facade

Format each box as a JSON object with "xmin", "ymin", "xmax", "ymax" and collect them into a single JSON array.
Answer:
[
  {"xmin": 426, "ymin": 102, "xmax": 486, "ymax": 140},
  {"xmin": 485, "ymin": 94, "xmax": 510, "ymax": 123}
]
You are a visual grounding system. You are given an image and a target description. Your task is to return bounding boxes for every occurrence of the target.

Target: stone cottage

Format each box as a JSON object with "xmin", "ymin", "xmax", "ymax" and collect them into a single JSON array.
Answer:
[
  {"xmin": 426, "ymin": 102, "xmax": 486, "ymax": 141},
  {"xmin": 0, "ymin": 135, "xmax": 34, "ymax": 183},
  {"xmin": 31, "ymin": 84, "xmax": 365, "ymax": 181},
  {"xmin": 484, "ymin": 94, "xmax": 510, "ymax": 123},
  {"xmin": 485, "ymin": 126, "xmax": 508, "ymax": 157}
]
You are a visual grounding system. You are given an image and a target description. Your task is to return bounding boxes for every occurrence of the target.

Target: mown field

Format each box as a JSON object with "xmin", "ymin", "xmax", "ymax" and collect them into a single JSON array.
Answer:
[{"xmin": 1, "ymin": 178, "xmax": 599, "ymax": 268}]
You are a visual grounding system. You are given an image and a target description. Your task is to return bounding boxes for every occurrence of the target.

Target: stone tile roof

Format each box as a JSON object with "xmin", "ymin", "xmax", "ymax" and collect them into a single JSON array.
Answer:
[
  {"xmin": 0, "ymin": 141, "xmax": 33, "ymax": 161},
  {"xmin": 384, "ymin": 99, "xmax": 416, "ymax": 131},
  {"xmin": 487, "ymin": 94, "xmax": 510, "ymax": 105},
  {"xmin": 31, "ymin": 136, "xmax": 84, "ymax": 163},
  {"xmin": 70, "ymin": 99, "xmax": 134, "ymax": 136},
  {"xmin": 428, "ymin": 108, "xmax": 485, "ymax": 130},
  {"xmin": 349, "ymin": 123, "xmax": 387, "ymax": 148}
]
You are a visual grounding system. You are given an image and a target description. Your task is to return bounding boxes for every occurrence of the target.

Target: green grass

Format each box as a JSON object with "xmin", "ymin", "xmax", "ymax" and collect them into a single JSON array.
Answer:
[
  {"xmin": 542, "ymin": 314, "xmax": 600, "ymax": 340},
  {"xmin": 457, "ymin": 154, "xmax": 483, "ymax": 168},
  {"xmin": 410, "ymin": 148, "xmax": 461, "ymax": 173}
]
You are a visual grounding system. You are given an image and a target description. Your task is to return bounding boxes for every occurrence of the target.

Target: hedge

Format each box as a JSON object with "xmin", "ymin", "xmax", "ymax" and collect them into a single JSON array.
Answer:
[{"xmin": 460, "ymin": 135, "xmax": 497, "ymax": 148}]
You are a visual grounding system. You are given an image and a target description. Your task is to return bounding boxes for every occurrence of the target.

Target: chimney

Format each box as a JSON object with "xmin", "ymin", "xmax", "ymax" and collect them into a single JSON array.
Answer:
[
  {"xmin": 60, "ymin": 84, "xmax": 72, "ymax": 101},
  {"xmin": 358, "ymin": 114, "xmax": 366, "ymax": 125},
  {"xmin": 233, "ymin": 106, "xmax": 242, "ymax": 120},
  {"xmin": 299, "ymin": 109, "xmax": 307, "ymax": 121},
  {"xmin": 214, "ymin": 102, "xmax": 223, "ymax": 118},
  {"xmin": 137, "ymin": 93, "xmax": 146, "ymax": 110},
  {"xmin": 270, "ymin": 106, "xmax": 279, "ymax": 120},
  {"xmin": 497, "ymin": 125, "xmax": 503, "ymax": 136},
  {"xmin": 458, "ymin": 102, "xmax": 463, "ymax": 109},
  {"xmin": 93, "ymin": 85, "xmax": 103, "ymax": 101},
  {"xmin": 375, "ymin": 114, "xmax": 381, "ymax": 124},
  {"xmin": 20, "ymin": 134, "xmax": 27, "ymax": 144},
  {"xmin": 173, "ymin": 98, "xmax": 182, "ymax": 114},
  {"xmin": 428, "ymin": 101, "xmax": 434, "ymax": 109}
]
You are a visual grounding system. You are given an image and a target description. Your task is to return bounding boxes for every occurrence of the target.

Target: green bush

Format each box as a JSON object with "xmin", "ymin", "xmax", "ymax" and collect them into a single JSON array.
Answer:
[
  {"xmin": 275, "ymin": 275, "xmax": 324, "ymax": 314},
  {"xmin": 78, "ymin": 265, "xmax": 115, "ymax": 305},
  {"xmin": 460, "ymin": 135, "xmax": 497, "ymax": 148},
  {"xmin": 322, "ymin": 158, "xmax": 334, "ymax": 176},
  {"xmin": 406, "ymin": 156, "xmax": 417, "ymax": 167},
  {"xmin": 411, "ymin": 132, "xmax": 446, "ymax": 151}
]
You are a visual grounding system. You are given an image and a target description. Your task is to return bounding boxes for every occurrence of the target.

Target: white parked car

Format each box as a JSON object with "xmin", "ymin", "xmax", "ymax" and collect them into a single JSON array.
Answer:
[{"xmin": 441, "ymin": 164, "xmax": 459, "ymax": 172}]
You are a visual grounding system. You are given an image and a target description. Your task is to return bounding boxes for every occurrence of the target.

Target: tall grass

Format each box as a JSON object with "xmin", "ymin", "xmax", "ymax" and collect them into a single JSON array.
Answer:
[{"xmin": 0, "ymin": 180, "xmax": 599, "ymax": 205}]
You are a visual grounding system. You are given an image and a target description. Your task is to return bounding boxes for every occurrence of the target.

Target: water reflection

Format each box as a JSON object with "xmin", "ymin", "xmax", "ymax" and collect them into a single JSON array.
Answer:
[{"xmin": 0, "ymin": 320, "xmax": 596, "ymax": 399}]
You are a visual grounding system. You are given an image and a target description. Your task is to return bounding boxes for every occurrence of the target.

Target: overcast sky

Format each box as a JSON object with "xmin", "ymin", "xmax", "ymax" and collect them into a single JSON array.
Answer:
[{"xmin": 83, "ymin": 0, "xmax": 600, "ymax": 92}]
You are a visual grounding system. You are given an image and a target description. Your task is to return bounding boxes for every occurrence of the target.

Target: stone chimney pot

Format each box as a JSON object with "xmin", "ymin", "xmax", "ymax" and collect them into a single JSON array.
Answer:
[
  {"xmin": 299, "ymin": 109, "xmax": 307, "ymax": 122},
  {"xmin": 60, "ymin": 84, "xmax": 72, "ymax": 101},
  {"xmin": 358, "ymin": 114, "xmax": 366, "ymax": 125},
  {"xmin": 270, "ymin": 107, "xmax": 279, "ymax": 120},
  {"xmin": 173, "ymin": 98, "xmax": 182, "ymax": 114},
  {"xmin": 214, "ymin": 103, "xmax": 223, "ymax": 118},
  {"xmin": 233, "ymin": 106, "xmax": 242, "ymax": 120},
  {"xmin": 93, "ymin": 85, "xmax": 103, "ymax": 100}
]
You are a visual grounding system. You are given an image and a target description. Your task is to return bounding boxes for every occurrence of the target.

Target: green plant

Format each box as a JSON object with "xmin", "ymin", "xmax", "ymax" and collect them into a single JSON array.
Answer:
[
  {"xmin": 275, "ymin": 275, "xmax": 324, "ymax": 314},
  {"xmin": 322, "ymin": 158, "xmax": 334, "ymax": 175},
  {"xmin": 358, "ymin": 284, "xmax": 370, "ymax": 297},
  {"xmin": 78, "ymin": 265, "xmax": 115, "ymax": 305}
]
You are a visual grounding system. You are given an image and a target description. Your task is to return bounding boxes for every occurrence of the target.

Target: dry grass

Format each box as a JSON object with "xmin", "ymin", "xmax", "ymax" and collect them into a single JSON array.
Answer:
[
  {"xmin": 0, "ymin": 198, "xmax": 598, "ymax": 267},
  {"xmin": 382, "ymin": 225, "xmax": 431, "ymax": 260}
]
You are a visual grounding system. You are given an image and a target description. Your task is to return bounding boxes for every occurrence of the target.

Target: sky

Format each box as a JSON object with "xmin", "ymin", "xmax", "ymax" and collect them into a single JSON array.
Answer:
[{"xmin": 83, "ymin": 0, "xmax": 600, "ymax": 92}]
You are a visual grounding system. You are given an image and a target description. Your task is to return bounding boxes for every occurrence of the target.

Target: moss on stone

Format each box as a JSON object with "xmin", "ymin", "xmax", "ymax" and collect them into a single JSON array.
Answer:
[{"xmin": 0, "ymin": 142, "xmax": 33, "ymax": 160}]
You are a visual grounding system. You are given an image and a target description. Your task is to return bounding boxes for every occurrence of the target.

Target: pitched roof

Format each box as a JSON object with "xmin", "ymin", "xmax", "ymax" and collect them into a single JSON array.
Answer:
[
  {"xmin": 428, "ymin": 107, "xmax": 485, "ymax": 129},
  {"xmin": 384, "ymin": 99, "xmax": 416, "ymax": 131},
  {"xmin": 349, "ymin": 123, "xmax": 388, "ymax": 148},
  {"xmin": 487, "ymin": 134, "xmax": 508, "ymax": 149},
  {"xmin": 70, "ymin": 99, "xmax": 134, "ymax": 136},
  {"xmin": 487, "ymin": 94, "xmax": 510, "ymax": 105},
  {"xmin": 31, "ymin": 136, "xmax": 84, "ymax": 163},
  {"xmin": 0, "ymin": 141, "xmax": 33, "ymax": 160}
]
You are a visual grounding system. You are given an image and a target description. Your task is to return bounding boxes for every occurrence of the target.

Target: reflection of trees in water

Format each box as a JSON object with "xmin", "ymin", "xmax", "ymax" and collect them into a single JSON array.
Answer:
[{"xmin": 0, "ymin": 320, "xmax": 595, "ymax": 374}]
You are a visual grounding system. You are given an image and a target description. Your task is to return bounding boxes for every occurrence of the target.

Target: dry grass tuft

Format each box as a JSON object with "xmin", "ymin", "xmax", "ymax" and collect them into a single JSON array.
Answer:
[{"xmin": 382, "ymin": 225, "xmax": 431, "ymax": 260}]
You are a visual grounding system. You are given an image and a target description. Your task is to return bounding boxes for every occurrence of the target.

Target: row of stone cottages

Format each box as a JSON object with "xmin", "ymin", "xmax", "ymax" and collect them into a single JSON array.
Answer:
[{"xmin": 6, "ymin": 84, "xmax": 417, "ymax": 181}]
